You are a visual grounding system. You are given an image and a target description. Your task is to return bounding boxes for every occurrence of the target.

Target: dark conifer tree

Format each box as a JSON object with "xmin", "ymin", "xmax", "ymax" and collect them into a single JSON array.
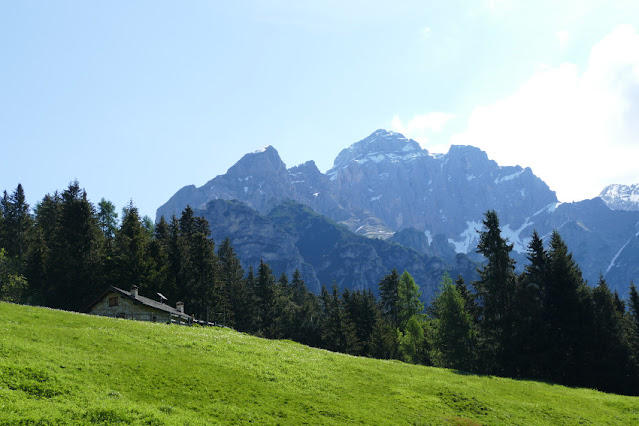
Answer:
[
  {"xmin": 33, "ymin": 192, "xmax": 62, "ymax": 247},
  {"xmin": 542, "ymin": 230, "xmax": 591, "ymax": 385},
  {"xmin": 0, "ymin": 184, "xmax": 33, "ymax": 259},
  {"xmin": 474, "ymin": 210, "xmax": 517, "ymax": 375},
  {"xmin": 111, "ymin": 202, "xmax": 152, "ymax": 291},
  {"xmin": 164, "ymin": 216, "xmax": 184, "ymax": 304},
  {"xmin": 255, "ymin": 260, "xmax": 278, "ymax": 337},
  {"xmin": 514, "ymin": 230, "xmax": 548, "ymax": 378},
  {"xmin": 590, "ymin": 276, "xmax": 633, "ymax": 393},
  {"xmin": 367, "ymin": 308, "xmax": 399, "ymax": 360},
  {"xmin": 288, "ymin": 270, "xmax": 321, "ymax": 346},
  {"xmin": 379, "ymin": 268, "xmax": 400, "ymax": 328},
  {"xmin": 291, "ymin": 269, "xmax": 308, "ymax": 306},
  {"xmin": 320, "ymin": 285, "xmax": 361, "ymax": 354},
  {"xmin": 185, "ymin": 215, "xmax": 221, "ymax": 320},
  {"xmin": 0, "ymin": 194, "xmax": 4, "ymax": 248},
  {"xmin": 24, "ymin": 193, "xmax": 62, "ymax": 304},
  {"xmin": 271, "ymin": 271, "xmax": 295, "ymax": 339},
  {"xmin": 146, "ymin": 216, "xmax": 170, "ymax": 298},
  {"xmin": 625, "ymin": 282, "xmax": 639, "ymax": 387},
  {"xmin": 243, "ymin": 266, "xmax": 258, "ymax": 333},
  {"xmin": 46, "ymin": 181, "xmax": 105, "ymax": 310},
  {"xmin": 454, "ymin": 275, "xmax": 478, "ymax": 324},
  {"xmin": 343, "ymin": 289, "xmax": 379, "ymax": 356},
  {"xmin": 217, "ymin": 237, "xmax": 247, "ymax": 329},
  {"xmin": 613, "ymin": 290, "xmax": 626, "ymax": 314}
]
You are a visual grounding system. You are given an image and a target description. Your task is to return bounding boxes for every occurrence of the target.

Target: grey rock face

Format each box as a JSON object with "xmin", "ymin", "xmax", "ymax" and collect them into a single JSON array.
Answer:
[
  {"xmin": 327, "ymin": 130, "xmax": 557, "ymax": 240},
  {"xmin": 194, "ymin": 199, "xmax": 321, "ymax": 293},
  {"xmin": 196, "ymin": 199, "xmax": 476, "ymax": 301},
  {"xmin": 600, "ymin": 184, "xmax": 639, "ymax": 211}
]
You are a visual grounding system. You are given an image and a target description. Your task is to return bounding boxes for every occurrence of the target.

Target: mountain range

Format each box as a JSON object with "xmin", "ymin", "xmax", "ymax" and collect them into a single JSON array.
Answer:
[{"xmin": 157, "ymin": 129, "xmax": 639, "ymax": 298}]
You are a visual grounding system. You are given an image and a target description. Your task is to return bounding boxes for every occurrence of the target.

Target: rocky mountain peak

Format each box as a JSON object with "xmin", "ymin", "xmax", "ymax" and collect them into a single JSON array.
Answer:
[
  {"xmin": 225, "ymin": 145, "xmax": 287, "ymax": 180},
  {"xmin": 289, "ymin": 160, "xmax": 320, "ymax": 176},
  {"xmin": 446, "ymin": 144, "xmax": 491, "ymax": 163},
  {"xmin": 600, "ymin": 183, "xmax": 639, "ymax": 211},
  {"xmin": 329, "ymin": 129, "xmax": 425, "ymax": 172}
]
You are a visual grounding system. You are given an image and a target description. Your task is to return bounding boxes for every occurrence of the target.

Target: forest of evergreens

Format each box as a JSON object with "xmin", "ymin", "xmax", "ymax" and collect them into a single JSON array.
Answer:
[{"xmin": 1, "ymin": 182, "xmax": 638, "ymax": 396}]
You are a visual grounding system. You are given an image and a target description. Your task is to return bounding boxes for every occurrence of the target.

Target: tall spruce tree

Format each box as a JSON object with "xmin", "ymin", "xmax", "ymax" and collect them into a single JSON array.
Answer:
[
  {"xmin": 514, "ymin": 230, "xmax": 548, "ymax": 379},
  {"xmin": 590, "ymin": 276, "xmax": 633, "ymax": 393},
  {"xmin": 185, "ymin": 215, "xmax": 221, "ymax": 320},
  {"xmin": 320, "ymin": 285, "xmax": 361, "ymax": 355},
  {"xmin": 288, "ymin": 270, "xmax": 322, "ymax": 347},
  {"xmin": 0, "ymin": 184, "xmax": 33, "ymax": 259},
  {"xmin": 111, "ymin": 202, "xmax": 152, "ymax": 291},
  {"xmin": 542, "ymin": 230, "xmax": 590, "ymax": 385},
  {"xmin": 146, "ymin": 216, "xmax": 170, "ymax": 298},
  {"xmin": 627, "ymin": 282, "xmax": 639, "ymax": 381},
  {"xmin": 25, "ymin": 193, "xmax": 62, "ymax": 304},
  {"xmin": 217, "ymin": 237, "xmax": 247, "ymax": 329},
  {"xmin": 474, "ymin": 210, "xmax": 517, "ymax": 375},
  {"xmin": 255, "ymin": 260, "xmax": 278, "ymax": 337},
  {"xmin": 343, "ymin": 289, "xmax": 380, "ymax": 356},
  {"xmin": 379, "ymin": 269, "xmax": 400, "ymax": 328},
  {"xmin": 46, "ymin": 181, "xmax": 105, "ymax": 310}
]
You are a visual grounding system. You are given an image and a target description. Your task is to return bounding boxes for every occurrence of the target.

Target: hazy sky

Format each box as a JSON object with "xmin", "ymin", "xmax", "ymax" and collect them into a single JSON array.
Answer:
[{"xmin": 2, "ymin": 1, "xmax": 639, "ymax": 219}]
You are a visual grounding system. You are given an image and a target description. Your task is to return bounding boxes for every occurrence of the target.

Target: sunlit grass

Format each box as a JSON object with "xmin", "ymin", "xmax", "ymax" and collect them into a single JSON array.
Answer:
[{"xmin": 0, "ymin": 302, "xmax": 637, "ymax": 425}]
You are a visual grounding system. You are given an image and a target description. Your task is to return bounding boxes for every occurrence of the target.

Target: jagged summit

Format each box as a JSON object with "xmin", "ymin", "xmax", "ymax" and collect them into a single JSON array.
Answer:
[
  {"xmin": 329, "ymin": 129, "xmax": 425, "ymax": 172},
  {"xmin": 600, "ymin": 183, "xmax": 639, "ymax": 211},
  {"xmin": 225, "ymin": 145, "xmax": 287, "ymax": 179},
  {"xmin": 253, "ymin": 145, "xmax": 275, "ymax": 153}
]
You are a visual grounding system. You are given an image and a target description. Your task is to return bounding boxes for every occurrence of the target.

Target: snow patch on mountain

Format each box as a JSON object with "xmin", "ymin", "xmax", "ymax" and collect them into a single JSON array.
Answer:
[
  {"xmin": 495, "ymin": 169, "xmax": 524, "ymax": 184},
  {"xmin": 449, "ymin": 221, "xmax": 483, "ymax": 253},
  {"xmin": 501, "ymin": 217, "xmax": 534, "ymax": 254},
  {"xmin": 606, "ymin": 236, "xmax": 634, "ymax": 273},
  {"xmin": 424, "ymin": 230, "xmax": 433, "ymax": 246}
]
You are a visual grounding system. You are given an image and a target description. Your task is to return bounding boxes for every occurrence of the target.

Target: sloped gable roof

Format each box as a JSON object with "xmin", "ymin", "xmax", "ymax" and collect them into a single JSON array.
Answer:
[{"xmin": 85, "ymin": 286, "xmax": 191, "ymax": 320}]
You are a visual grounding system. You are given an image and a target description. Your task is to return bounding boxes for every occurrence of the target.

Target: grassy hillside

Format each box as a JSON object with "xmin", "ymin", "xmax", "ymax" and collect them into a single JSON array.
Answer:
[{"xmin": 0, "ymin": 303, "xmax": 637, "ymax": 425}]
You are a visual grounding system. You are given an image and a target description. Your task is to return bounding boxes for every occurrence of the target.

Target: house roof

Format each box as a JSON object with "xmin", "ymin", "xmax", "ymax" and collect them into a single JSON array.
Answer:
[{"xmin": 85, "ymin": 286, "xmax": 191, "ymax": 320}]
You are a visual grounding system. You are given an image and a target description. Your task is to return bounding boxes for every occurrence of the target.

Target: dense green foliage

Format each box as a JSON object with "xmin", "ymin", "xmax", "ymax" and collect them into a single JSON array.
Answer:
[
  {"xmin": 2, "ymin": 184, "xmax": 639, "ymax": 397},
  {"xmin": 2, "ymin": 302, "xmax": 638, "ymax": 425}
]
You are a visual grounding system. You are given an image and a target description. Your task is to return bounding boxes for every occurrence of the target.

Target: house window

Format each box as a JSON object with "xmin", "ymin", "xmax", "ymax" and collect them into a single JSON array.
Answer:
[{"xmin": 108, "ymin": 296, "xmax": 119, "ymax": 307}]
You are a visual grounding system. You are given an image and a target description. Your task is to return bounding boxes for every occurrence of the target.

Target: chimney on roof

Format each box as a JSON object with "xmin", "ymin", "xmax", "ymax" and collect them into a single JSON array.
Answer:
[
  {"xmin": 176, "ymin": 301, "xmax": 184, "ymax": 313},
  {"xmin": 131, "ymin": 285, "xmax": 139, "ymax": 298}
]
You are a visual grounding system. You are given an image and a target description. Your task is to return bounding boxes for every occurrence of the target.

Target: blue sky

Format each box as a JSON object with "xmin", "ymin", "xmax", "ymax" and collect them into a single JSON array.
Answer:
[{"xmin": 2, "ymin": 1, "xmax": 639, "ymax": 219}]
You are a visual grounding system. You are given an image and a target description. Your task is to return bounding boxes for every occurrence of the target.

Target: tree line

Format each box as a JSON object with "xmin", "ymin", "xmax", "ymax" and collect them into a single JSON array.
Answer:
[{"xmin": 1, "ymin": 183, "xmax": 638, "ymax": 395}]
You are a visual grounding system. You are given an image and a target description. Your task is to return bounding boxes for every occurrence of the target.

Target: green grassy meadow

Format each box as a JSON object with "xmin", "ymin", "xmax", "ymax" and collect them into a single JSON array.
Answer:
[{"xmin": 0, "ymin": 302, "xmax": 637, "ymax": 425}]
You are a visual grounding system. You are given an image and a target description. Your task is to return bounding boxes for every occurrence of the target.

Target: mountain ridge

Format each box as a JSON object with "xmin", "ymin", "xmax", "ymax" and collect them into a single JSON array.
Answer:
[{"xmin": 157, "ymin": 129, "xmax": 639, "ymax": 296}]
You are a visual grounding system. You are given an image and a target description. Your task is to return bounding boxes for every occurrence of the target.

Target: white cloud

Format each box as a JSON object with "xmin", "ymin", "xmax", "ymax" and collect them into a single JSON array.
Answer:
[
  {"xmin": 448, "ymin": 24, "xmax": 639, "ymax": 202},
  {"xmin": 557, "ymin": 30, "xmax": 569, "ymax": 48},
  {"xmin": 391, "ymin": 112, "xmax": 455, "ymax": 148}
]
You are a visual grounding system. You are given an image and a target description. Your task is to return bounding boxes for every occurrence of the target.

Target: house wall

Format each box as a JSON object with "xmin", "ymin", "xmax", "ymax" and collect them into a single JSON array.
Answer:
[{"xmin": 89, "ymin": 292, "xmax": 172, "ymax": 323}]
